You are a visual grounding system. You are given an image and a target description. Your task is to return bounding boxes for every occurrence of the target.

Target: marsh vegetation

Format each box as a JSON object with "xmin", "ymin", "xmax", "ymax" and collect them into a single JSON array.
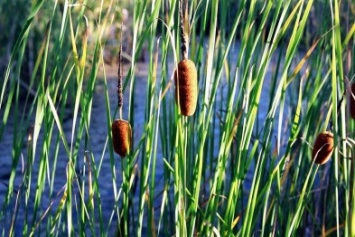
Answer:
[{"xmin": 0, "ymin": 0, "xmax": 354, "ymax": 236}]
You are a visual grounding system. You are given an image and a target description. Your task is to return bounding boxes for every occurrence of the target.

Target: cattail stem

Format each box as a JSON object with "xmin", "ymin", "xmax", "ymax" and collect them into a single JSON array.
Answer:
[
  {"xmin": 179, "ymin": 0, "xmax": 188, "ymax": 60},
  {"xmin": 349, "ymin": 82, "xmax": 355, "ymax": 120},
  {"xmin": 117, "ymin": 23, "xmax": 123, "ymax": 119},
  {"xmin": 329, "ymin": 87, "xmax": 347, "ymax": 129}
]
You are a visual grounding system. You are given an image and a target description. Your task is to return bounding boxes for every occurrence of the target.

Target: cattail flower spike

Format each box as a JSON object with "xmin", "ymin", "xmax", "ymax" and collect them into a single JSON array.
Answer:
[
  {"xmin": 111, "ymin": 22, "xmax": 132, "ymax": 157},
  {"xmin": 175, "ymin": 0, "xmax": 198, "ymax": 116}
]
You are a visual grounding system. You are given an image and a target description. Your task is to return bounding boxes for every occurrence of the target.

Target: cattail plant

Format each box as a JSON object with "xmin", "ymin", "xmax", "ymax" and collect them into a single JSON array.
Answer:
[
  {"xmin": 349, "ymin": 82, "xmax": 355, "ymax": 119},
  {"xmin": 111, "ymin": 26, "xmax": 132, "ymax": 157},
  {"xmin": 175, "ymin": 0, "xmax": 198, "ymax": 116},
  {"xmin": 312, "ymin": 131, "xmax": 334, "ymax": 165}
]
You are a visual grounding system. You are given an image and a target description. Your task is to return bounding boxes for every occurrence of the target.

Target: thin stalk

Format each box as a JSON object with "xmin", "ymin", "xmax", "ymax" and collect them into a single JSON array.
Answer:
[{"xmin": 118, "ymin": 24, "xmax": 123, "ymax": 120}]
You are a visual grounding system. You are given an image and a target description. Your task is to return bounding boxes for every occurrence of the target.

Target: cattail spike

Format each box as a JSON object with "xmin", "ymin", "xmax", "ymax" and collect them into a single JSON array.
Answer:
[
  {"xmin": 112, "ymin": 22, "xmax": 132, "ymax": 158},
  {"xmin": 175, "ymin": 59, "xmax": 198, "ymax": 116},
  {"xmin": 112, "ymin": 119, "xmax": 132, "ymax": 157},
  {"xmin": 175, "ymin": 1, "xmax": 198, "ymax": 116},
  {"xmin": 312, "ymin": 131, "xmax": 334, "ymax": 165}
]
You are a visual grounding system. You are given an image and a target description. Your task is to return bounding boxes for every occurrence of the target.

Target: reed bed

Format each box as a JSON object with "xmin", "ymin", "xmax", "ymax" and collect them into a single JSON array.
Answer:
[{"xmin": 0, "ymin": 0, "xmax": 354, "ymax": 236}]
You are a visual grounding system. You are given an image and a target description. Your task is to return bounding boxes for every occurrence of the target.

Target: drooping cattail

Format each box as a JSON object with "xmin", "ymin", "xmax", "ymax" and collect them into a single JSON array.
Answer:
[
  {"xmin": 112, "ymin": 119, "xmax": 132, "ymax": 157},
  {"xmin": 312, "ymin": 131, "xmax": 334, "ymax": 165},
  {"xmin": 175, "ymin": 59, "xmax": 198, "ymax": 116},
  {"xmin": 349, "ymin": 82, "xmax": 355, "ymax": 119}
]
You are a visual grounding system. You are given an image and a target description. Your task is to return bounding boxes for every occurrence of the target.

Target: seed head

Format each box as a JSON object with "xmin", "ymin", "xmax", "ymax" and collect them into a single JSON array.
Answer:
[
  {"xmin": 312, "ymin": 131, "xmax": 334, "ymax": 165},
  {"xmin": 175, "ymin": 59, "xmax": 198, "ymax": 116},
  {"xmin": 111, "ymin": 119, "xmax": 132, "ymax": 157}
]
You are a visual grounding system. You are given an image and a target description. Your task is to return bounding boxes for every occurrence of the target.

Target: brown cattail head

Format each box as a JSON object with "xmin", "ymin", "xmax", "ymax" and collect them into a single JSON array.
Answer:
[
  {"xmin": 175, "ymin": 59, "xmax": 198, "ymax": 116},
  {"xmin": 111, "ymin": 119, "xmax": 132, "ymax": 157},
  {"xmin": 349, "ymin": 82, "xmax": 355, "ymax": 119},
  {"xmin": 312, "ymin": 131, "xmax": 334, "ymax": 165}
]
